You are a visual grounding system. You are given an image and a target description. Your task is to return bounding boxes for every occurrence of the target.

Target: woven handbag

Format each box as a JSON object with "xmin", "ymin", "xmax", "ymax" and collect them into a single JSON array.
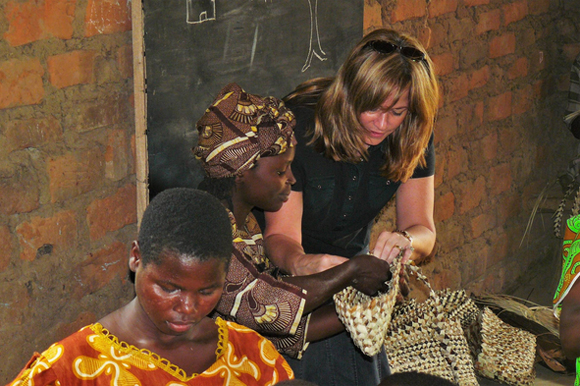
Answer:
[
  {"xmin": 384, "ymin": 266, "xmax": 480, "ymax": 386},
  {"xmin": 465, "ymin": 307, "xmax": 537, "ymax": 386},
  {"xmin": 333, "ymin": 253, "xmax": 404, "ymax": 356}
]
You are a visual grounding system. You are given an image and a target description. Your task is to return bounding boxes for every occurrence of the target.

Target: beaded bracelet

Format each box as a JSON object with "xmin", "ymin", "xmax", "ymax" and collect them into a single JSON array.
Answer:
[{"xmin": 395, "ymin": 230, "xmax": 414, "ymax": 249}]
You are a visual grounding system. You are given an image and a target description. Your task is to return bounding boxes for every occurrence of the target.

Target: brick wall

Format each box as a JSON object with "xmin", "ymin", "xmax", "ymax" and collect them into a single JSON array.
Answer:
[
  {"xmin": 1, "ymin": 0, "xmax": 579, "ymax": 382},
  {"xmin": 367, "ymin": 0, "xmax": 580, "ymax": 293},
  {"xmin": 0, "ymin": 0, "xmax": 136, "ymax": 382}
]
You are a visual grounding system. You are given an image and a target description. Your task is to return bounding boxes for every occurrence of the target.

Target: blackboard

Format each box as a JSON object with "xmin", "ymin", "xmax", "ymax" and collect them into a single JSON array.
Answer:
[{"xmin": 143, "ymin": 0, "xmax": 363, "ymax": 197}]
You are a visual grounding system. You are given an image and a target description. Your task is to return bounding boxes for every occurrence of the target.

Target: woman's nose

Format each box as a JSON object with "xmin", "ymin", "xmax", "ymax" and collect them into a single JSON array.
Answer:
[
  {"xmin": 376, "ymin": 113, "xmax": 389, "ymax": 129},
  {"xmin": 287, "ymin": 167, "xmax": 296, "ymax": 185},
  {"xmin": 177, "ymin": 294, "xmax": 196, "ymax": 314}
]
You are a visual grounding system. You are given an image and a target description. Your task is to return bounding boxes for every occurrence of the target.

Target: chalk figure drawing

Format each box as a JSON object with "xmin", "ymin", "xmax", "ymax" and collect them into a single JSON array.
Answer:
[{"xmin": 186, "ymin": 0, "xmax": 326, "ymax": 72}]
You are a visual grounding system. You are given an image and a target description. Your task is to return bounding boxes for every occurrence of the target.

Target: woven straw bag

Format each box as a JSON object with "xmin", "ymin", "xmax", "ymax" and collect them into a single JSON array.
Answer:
[
  {"xmin": 384, "ymin": 266, "xmax": 480, "ymax": 386},
  {"xmin": 333, "ymin": 253, "xmax": 404, "ymax": 356},
  {"xmin": 465, "ymin": 307, "xmax": 537, "ymax": 386}
]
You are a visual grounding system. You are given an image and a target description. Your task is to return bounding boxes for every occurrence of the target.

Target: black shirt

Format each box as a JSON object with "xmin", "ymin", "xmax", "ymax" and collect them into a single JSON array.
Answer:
[{"xmin": 289, "ymin": 104, "xmax": 435, "ymax": 258}]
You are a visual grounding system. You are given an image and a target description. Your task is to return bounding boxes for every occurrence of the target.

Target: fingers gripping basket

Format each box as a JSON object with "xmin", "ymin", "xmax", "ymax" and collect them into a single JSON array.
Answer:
[{"xmin": 333, "ymin": 254, "xmax": 404, "ymax": 356}]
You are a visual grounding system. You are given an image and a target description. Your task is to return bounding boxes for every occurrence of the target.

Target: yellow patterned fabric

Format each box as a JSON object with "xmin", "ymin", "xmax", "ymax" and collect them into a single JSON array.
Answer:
[{"xmin": 7, "ymin": 318, "xmax": 293, "ymax": 386}]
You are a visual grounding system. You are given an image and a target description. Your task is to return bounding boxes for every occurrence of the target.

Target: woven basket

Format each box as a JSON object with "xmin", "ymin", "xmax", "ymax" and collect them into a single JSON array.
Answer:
[
  {"xmin": 333, "ymin": 254, "xmax": 404, "ymax": 356},
  {"xmin": 384, "ymin": 266, "xmax": 480, "ymax": 386},
  {"xmin": 468, "ymin": 307, "xmax": 537, "ymax": 386}
]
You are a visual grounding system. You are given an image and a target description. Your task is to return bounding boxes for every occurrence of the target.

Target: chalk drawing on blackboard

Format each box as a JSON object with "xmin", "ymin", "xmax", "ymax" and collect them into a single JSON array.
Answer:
[
  {"xmin": 184, "ymin": 0, "xmax": 327, "ymax": 72},
  {"xmin": 302, "ymin": 0, "xmax": 326, "ymax": 72},
  {"xmin": 186, "ymin": 0, "xmax": 216, "ymax": 24}
]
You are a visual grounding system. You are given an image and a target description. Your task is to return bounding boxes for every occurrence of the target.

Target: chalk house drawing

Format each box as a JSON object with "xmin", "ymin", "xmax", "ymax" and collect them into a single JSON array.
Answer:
[
  {"xmin": 186, "ymin": 0, "xmax": 216, "ymax": 24},
  {"xmin": 185, "ymin": 0, "xmax": 327, "ymax": 72}
]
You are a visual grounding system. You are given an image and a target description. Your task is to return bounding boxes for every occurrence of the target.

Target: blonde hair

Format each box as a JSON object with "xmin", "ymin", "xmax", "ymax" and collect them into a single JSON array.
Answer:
[{"xmin": 285, "ymin": 29, "xmax": 439, "ymax": 182}]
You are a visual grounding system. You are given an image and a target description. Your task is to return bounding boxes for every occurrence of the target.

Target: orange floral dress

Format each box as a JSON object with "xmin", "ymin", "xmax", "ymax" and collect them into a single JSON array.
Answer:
[{"xmin": 7, "ymin": 318, "xmax": 293, "ymax": 386}]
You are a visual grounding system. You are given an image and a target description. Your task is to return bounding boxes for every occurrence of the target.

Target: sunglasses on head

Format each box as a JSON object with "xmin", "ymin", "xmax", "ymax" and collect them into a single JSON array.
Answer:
[{"xmin": 363, "ymin": 40, "xmax": 426, "ymax": 62}]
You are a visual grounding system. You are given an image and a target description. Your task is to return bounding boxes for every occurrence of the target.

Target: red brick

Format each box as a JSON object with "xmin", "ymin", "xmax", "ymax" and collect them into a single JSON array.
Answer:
[
  {"xmin": 469, "ymin": 65, "xmax": 490, "ymax": 90},
  {"xmin": 65, "ymin": 93, "xmax": 129, "ymax": 133},
  {"xmin": 428, "ymin": 0, "xmax": 457, "ymax": 18},
  {"xmin": 489, "ymin": 233, "xmax": 509, "ymax": 266},
  {"xmin": 48, "ymin": 149, "xmax": 104, "ymax": 203},
  {"xmin": 363, "ymin": 1, "xmax": 382, "ymax": 30},
  {"xmin": 0, "ymin": 58, "xmax": 44, "ymax": 109},
  {"xmin": 72, "ymin": 241, "xmax": 128, "ymax": 299},
  {"xmin": 435, "ymin": 191, "xmax": 455, "ymax": 223},
  {"xmin": 464, "ymin": 0, "xmax": 489, "ymax": 5},
  {"xmin": 490, "ymin": 163, "xmax": 513, "ymax": 196},
  {"xmin": 488, "ymin": 92, "xmax": 512, "ymax": 121},
  {"xmin": 513, "ymin": 85, "xmax": 533, "ymax": 115},
  {"xmin": 459, "ymin": 176, "xmax": 486, "ymax": 214},
  {"xmin": 3, "ymin": 0, "xmax": 75, "ymax": 46},
  {"xmin": 530, "ymin": 50, "xmax": 546, "ymax": 73},
  {"xmin": 434, "ymin": 114, "xmax": 457, "ymax": 146},
  {"xmin": 390, "ymin": 0, "xmax": 427, "ymax": 23},
  {"xmin": 475, "ymin": 9, "xmax": 501, "ymax": 35},
  {"xmin": 48, "ymin": 50, "xmax": 97, "ymax": 89},
  {"xmin": 432, "ymin": 53, "xmax": 455, "ymax": 76},
  {"xmin": 416, "ymin": 26, "xmax": 433, "ymax": 49},
  {"xmin": 471, "ymin": 213, "xmax": 496, "ymax": 238},
  {"xmin": 105, "ymin": 129, "xmax": 130, "ymax": 181},
  {"xmin": 16, "ymin": 210, "xmax": 77, "ymax": 261},
  {"xmin": 503, "ymin": 0, "xmax": 528, "ymax": 26},
  {"xmin": 474, "ymin": 101, "xmax": 484, "ymax": 126},
  {"xmin": 130, "ymin": 133, "xmax": 136, "ymax": 175},
  {"xmin": 528, "ymin": 0, "xmax": 549, "ymax": 14},
  {"xmin": 434, "ymin": 153, "xmax": 445, "ymax": 188},
  {"xmin": 55, "ymin": 311, "xmax": 96, "ymax": 340},
  {"xmin": 489, "ymin": 33, "xmax": 516, "ymax": 58},
  {"xmin": 496, "ymin": 192, "xmax": 520, "ymax": 226},
  {"xmin": 85, "ymin": 0, "xmax": 132, "ymax": 37},
  {"xmin": 0, "ymin": 280, "xmax": 30, "ymax": 325},
  {"xmin": 86, "ymin": 184, "xmax": 137, "ymax": 240},
  {"xmin": 5, "ymin": 116, "xmax": 63, "ymax": 151},
  {"xmin": 563, "ymin": 44, "xmax": 580, "ymax": 62},
  {"xmin": 499, "ymin": 124, "xmax": 519, "ymax": 155},
  {"xmin": 508, "ymin": 57, "xmax": 529, "ymax": 79},
  {"xmin": 117, "ymin": 44, "xmax": 133, "ymax": 79},
  {"xmin": 446, "ymin": 73, "xmax": 469, "ymax": 102},
  {"xmin": 0, "ymin": 163, "xmax": 40, "ymax": 215},
  {"xmin": 481, "ymin": 131, "xmax": 498, "ymax": 161},
  {"xmin": 0, "ymin": 226, "xmax": 14, "ymax": 272},
  {"xmin": 446, "ymin": 145, "xmax": 468, "ymax": 180}
]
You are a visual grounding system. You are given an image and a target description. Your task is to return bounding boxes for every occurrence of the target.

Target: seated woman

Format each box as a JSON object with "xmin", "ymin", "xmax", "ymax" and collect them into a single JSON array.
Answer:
[
  {"xmin": 193, "ymin": 82, "xmax": 393, "ymax": 359},
  {"xmin": 7, "ymin": 188, "xmax": 293, "ymax": 385}
]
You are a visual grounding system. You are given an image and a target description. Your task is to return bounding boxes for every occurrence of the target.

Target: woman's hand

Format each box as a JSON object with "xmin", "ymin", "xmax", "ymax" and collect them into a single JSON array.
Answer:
[
  {"xmin": 372, "ymin": 230, "xmax": 413, "ymax": 264},
  {"xmin": 347, "ymin": 254, "xmax": 392, "ymax": 295}
]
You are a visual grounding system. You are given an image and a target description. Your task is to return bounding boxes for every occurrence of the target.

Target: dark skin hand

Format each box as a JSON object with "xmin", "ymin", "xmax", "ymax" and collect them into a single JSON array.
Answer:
[
  {"xmin": 560, "ymin": 280, "xmax": 580, "ymax": 359},
  {"xmin": 571, "ymin": 116, "xmax": 580, "ymax": 139},
  {"xmin": 282, "ymin": 254, "xmax": 392, "ymax": 313},
  {"xmin": 305, "ymin": 303, "xmax": 345, "ymax": 342}
]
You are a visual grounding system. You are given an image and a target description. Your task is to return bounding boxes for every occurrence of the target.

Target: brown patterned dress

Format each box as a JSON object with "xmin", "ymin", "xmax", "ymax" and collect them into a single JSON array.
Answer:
[{"xmin": 211, "ymin": 209, "xmax": 310, "ymax": 358}]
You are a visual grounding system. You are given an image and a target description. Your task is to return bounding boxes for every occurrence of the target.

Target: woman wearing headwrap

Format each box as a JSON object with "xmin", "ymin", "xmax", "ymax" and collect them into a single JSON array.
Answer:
[
  {"xmin": 194, "ymin": 83, "xmax": 393, "ymax": 359},
  {"xmin": 554, "ymin": 214, "xmax": 580, "ymax": 386}
]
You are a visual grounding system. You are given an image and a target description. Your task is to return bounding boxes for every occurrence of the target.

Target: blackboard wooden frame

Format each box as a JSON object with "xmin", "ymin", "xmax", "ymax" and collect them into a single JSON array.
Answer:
[{"xmin": 131, "ymin": 0, "xmax": 363, "ymax": 221}]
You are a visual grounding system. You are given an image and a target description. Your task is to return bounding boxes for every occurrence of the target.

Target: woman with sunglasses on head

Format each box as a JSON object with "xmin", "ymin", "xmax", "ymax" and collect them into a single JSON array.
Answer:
[{"xmin": 261, "ymin": 29, "xmax": 440, "ymax": 385}]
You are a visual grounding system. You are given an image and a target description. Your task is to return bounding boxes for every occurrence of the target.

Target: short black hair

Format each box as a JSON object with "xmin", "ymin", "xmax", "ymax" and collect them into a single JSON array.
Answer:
[
  {"xmin": 138, "ymin": 188, "xmax": 232, "ymax": 267},
  {"xmin": 378, "ymin": 372, "xmax": 456, "ymax": 386}
]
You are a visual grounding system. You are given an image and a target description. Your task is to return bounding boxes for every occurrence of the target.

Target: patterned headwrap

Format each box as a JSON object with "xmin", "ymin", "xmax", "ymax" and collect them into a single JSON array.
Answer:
[{"xmin": 193, "ymin": 83, "xmax": 296, "ymax": 179}]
